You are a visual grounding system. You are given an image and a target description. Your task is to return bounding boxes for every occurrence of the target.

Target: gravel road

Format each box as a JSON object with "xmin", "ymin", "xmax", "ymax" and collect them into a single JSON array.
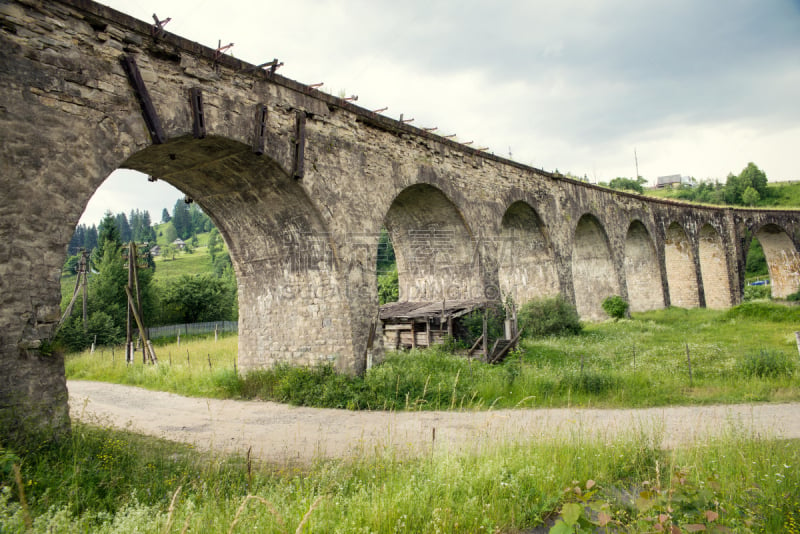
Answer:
[{"xmin": 68, "ymin": 380, "xmax": 800, "ymax": 465}]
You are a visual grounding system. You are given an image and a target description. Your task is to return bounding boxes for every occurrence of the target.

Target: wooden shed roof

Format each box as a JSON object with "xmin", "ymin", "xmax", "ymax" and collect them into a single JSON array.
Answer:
[{"xmin": 379, "ymin": 298, "xmax": 488, "ymax": 321}]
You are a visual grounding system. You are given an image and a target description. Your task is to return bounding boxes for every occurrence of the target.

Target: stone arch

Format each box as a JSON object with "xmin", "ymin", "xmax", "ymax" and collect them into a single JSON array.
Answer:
[
  {"xmin": 624, "ymin": 221, "xmax": 665, "ymax": 312},
  {"xmin": 118, "ymin": 136, "xmax": 359, "ymax": 373},
  {"xmin": 698, "ymin": 224, "xmax": 732, "ymax": 308},
  {"xmin": 384, "ymin": 184, "xmax": 481, "ymax": 302},
  {"xmin": 571, "ymin": 214, "xmax": 620, "ymax": 320},
  {"xmin": 753, "ymin": 224, "xmax": 800, "ymax": 298},
  {"xmin": 664, "ymin": 222, "xmax": 700, "ymax": 308},
  {"xmin": 498, "ymin": 201, "xmax": 559, "ymax": 307}
]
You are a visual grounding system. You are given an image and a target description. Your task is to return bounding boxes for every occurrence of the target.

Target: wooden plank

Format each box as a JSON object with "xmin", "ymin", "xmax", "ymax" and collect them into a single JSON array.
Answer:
[
  {"xmin": 293, "ymin": 110, "xmax": 306, "ymax": 178},
  {"xmin": 120, "ymin": 55, "xmax": 166, "ymax": 144},
  {"xmin": 383, "ymin": 324, "xmax": 413, "ymax": 331},
  {"xmin": 253, "ymin": 103, "xmax": 268, "ymax": 154},
  {"xmin": 190, "ymin": 88, "xmax": 206, "ymax": 138}
]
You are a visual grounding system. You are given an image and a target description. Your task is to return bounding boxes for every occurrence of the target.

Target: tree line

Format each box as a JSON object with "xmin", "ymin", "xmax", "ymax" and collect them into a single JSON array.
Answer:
[
  {"xmin": 59, "ymin": 201, "xmax": 237, "ymax": 351},
  {"xmin": 605, "ymin": 162, "xmax": 772, "ymax": 206}
]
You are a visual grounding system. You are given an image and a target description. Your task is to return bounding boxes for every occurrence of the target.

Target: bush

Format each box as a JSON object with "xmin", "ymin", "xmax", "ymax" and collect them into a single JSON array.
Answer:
[
  {"xmin": 787, "ymin": 289, "xmax": 800, "ymax": 302},
  {"xmin": 743, "ymin": 284, "xmax": 771, "ymax": 301},
  {"xmin": 602, "ymin": 295, "xmax": 629, "ymax": 319},
  {"xmin": 738, "ymin": 350, "xmax": 796, "ymax": 378},
  {"xmin": 518, "ymin": 296, "xmax": 581, "ymax": 337}
]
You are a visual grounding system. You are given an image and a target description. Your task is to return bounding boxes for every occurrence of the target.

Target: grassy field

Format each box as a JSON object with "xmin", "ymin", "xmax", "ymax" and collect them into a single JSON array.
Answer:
[
  {"xmin": 65, "ymin": 303, "xmax": 800, "ymax": 409},
  {"xmin": 2, "ymin": 420, "xmax": 798, "ymax": 532}
]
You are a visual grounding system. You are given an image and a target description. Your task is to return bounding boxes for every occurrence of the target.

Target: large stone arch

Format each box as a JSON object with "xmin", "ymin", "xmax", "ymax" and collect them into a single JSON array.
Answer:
[
  {"xmin": 498, "ymin": 201, "xmax": 558, "ymax": 307},
  {"xmin": 123, "ymin": 136, "xmax": 365, "ymax": 374},
  {"xmin": 624, "ymin": 221, "xmax": 665, "ymax": 312},
  {"xmin": 571, "ymin": 214, "xmax": 619, "ymax": 320},
  {"xmin": 664, "ymin": 222, "xmax": 700, "ymax": 308},
  {"xmin": 384, "ymin": 184, "xmax": 481, "ymax": 302},
  {"xmin": 753, "ymin": 224, "xmax": 800, "ymax": 298},
  {"xmin": 698, "ymin": 224, "xmax": 732, "ymax": 308}
]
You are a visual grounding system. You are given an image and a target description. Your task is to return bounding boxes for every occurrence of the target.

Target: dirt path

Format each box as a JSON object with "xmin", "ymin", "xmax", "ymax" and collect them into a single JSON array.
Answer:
[{"xmin": 68, "ymin": 380, "xmax": 800, "ymax": 465}]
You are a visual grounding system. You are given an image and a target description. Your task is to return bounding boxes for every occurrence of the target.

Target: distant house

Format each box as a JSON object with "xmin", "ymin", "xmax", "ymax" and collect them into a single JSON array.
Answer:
[
  {"xmin": 149, "ymin": 245, "xmax": 161, "ymax": 257},
  {"xmin": 172, "ymin": 238, "xmax": 185, "ymax": 250},
  {"xmin": 656, "ymin": 174, "xmax": 695, "ymax": 188}
]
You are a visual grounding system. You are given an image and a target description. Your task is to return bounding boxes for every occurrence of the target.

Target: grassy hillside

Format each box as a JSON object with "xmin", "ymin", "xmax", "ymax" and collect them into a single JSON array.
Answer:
[{"xmin": 644, "ymin": 180, "xmax": 800, "ymax": 208}]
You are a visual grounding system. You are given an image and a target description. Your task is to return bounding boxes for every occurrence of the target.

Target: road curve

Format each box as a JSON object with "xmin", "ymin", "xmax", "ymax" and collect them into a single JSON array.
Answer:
[{"xmin": 68, "ymin": 380, "xmax": 800, "ymax": 465}]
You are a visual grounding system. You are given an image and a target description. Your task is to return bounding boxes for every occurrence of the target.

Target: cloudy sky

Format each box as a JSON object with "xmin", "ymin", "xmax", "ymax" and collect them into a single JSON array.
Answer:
[{"xmin": 81, "ymin": 0, "xmax": 800, "ymax": 226}]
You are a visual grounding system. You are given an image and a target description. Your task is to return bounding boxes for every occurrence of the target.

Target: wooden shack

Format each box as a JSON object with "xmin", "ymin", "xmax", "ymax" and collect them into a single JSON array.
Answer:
[{"xmin": 379, "ymin": 298, "xmax": 488, "ymax": 350}]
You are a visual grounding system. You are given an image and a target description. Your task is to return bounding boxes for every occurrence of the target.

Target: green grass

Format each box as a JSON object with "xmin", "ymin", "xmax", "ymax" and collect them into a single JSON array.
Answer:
[
  {"xmin": 65, "ymin": 303, "xmax": 800, "ymax": 409},
  {"xmin": 762, "ymin": 180, "xmax": 800, "ymax": 208},
  {"xmin": 65, "ymin": 335, "xmax": 239, "ymax": 399},
  {"xmin": 152, "ymin": 247, "xmax": 215, "ymax": 284},
  {"xmin": 2, "ymin": 422, "xmax": 799, "ymax": 532}
]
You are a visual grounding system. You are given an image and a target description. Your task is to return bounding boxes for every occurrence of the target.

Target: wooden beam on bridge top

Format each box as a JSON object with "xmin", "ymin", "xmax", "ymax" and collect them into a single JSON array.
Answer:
[
  {"xmin": 120, "ymin": 54, "xmax": 165, "ymax": 144},
  {"xmin": 293, "ymin": 111, "xmax": 306, "ymax": 179}
]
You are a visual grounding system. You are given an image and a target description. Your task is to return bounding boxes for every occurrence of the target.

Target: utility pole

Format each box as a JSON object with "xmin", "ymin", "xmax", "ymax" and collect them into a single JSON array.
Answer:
[{"xmin": 634, "ymin": 148, "xmax": 640, "ymax": 181}]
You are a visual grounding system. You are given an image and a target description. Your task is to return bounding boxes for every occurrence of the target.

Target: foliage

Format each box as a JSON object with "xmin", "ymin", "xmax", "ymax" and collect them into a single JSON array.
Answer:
[
  {"xmin": 66, "ymin": 302, "xmax": 800, "ymax": 409},
  {"xmin": 92, "ymin": 211, "xmax": 121, "ymax": 267},
  {"xmin": 460, "ymin": 305, "xmax": 506, "ymax": 346},
  {"xmin": 607, "ymin": 176, "xmax": 646, "ymax": 194},
  {"xmin": 787, "ymin": 290, "xmax": 800, "ymax": 302},
  {"xmin": 2, "ymin": 419, "xmax": 799, "ymax": 532},
  {"xmin": 737, "ymin": 349, "xmax": 796, "ymax": 378},
  {"xmin": 158, "ymin": 274, "xmax": 236, "ymax": 324},
  {"xmin": 743, "ymin": 283, "xmax": 771, "ymax": 301},
  {"xmin": 742, "ymin": 185, "xmax": 761, "ymax": 206},
  {"xmin": 518, "ymin": 296, "xmax": 581, "ymax": 337},
  {"xmin": 745, "ymin": 237, "xmax": 768, "ymax": 277},
  {"xmin": 58, "ymin": 311, "xmax": 123, "ymax": 352},
  {"xmin": 601, "ymin": 295, "xmax": 629, "ymax": 319},
  {"xmin": 376, "ymin": 227, "xmax": 396, "ymax": 273},
  {"xmin": 377, "ymin": 267, "xmax": 399, "ymax": 304},
  {"xmin": 644, "ymin": 161, "xmax": 780, "ymax": 207}
]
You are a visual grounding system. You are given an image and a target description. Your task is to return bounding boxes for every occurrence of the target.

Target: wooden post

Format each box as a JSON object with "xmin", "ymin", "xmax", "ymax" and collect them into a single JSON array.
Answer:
[
  {"xmin": 482, "ymin": 309, "xmax": 488, "ymax": 361},
  {"xmin": 795, "ymin": 332, "xmax": 800, "ymax": 357},
  {"xmin": 81, "ymin": 250, "xmax": 88, "ymax": 330},
  {"xmin": 177, "ymin": 331, "xmax": 180, "ymax": 347},
  {"xmin": 411, "ymin": 321, "xmax": 416, "ymax": 349},
  {"xmin": 215, "ymin": 323, "xmax": 218, "ymax": 343},
  {"xmin": 124, "ymin": 286, "xmax": 157, "ymax": 364},
  {"xmin": 426, "ymin": 317, "xmax": 432, "ymax": 346},
  {"xmin": 126, "ymin": 245, "xmax": 133, "ymax": 363}
]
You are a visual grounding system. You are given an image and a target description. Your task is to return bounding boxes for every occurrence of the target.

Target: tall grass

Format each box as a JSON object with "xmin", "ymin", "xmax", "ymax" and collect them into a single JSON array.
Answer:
[
  {"xmin": 65, "ymin": 335, "xmax": 239, "ymax": 399},
  {"xmin": 66, "ymin": 303, "xmax": 800, "ymax": 409},
  {"xmin": 2, "ymin": 423, "xmax": 798, "ymax": 532}
]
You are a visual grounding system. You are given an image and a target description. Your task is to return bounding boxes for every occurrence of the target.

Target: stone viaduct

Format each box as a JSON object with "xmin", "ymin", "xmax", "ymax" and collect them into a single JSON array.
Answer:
[{"xmin": 1, "ymin": 0, "xmax": 799, "ymax": 441}]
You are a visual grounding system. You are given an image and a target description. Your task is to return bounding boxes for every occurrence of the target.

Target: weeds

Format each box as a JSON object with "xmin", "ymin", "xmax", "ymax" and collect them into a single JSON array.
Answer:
[
  {"xmin": 2, "ymin": 423, "xmax": 798, "ymax": 532},
  {"xmin": 65, "ymin": 302, "xmax": 800, "ymax": 409}
]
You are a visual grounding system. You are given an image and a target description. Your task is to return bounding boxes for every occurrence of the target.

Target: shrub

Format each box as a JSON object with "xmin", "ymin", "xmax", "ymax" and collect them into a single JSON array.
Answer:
[
  {"xmin": 738, "ymin": 349, "xmax": 796, "ymax": 378},
  {"xmin": 518, "ymin": 296, "xmax": 581, "ymax": 337},
  {"xmin": 602, "ymin": 295, "xmax": 629, "ymax": 319},
  {"xmin": 460, "ymin": 305, "xmax": 506, "ymax": 345},
  {"xmin": 743, "ymin": 284, "xmax": 771, "ymax": 301},
  {"xmin": 787, "ymin": 289, "xmax": 800, "ymax": 302}
]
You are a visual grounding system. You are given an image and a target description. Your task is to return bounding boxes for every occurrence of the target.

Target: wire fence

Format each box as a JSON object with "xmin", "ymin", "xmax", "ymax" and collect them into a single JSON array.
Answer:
[{"xmin": 136, "ymin": 321, "xmax": 238, "ymax": 340}]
